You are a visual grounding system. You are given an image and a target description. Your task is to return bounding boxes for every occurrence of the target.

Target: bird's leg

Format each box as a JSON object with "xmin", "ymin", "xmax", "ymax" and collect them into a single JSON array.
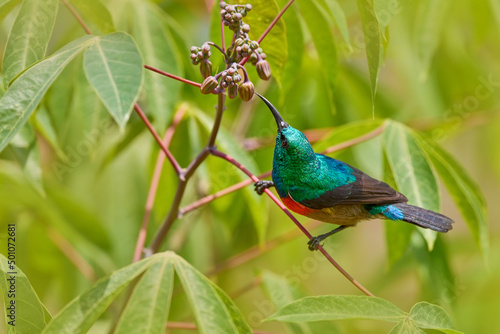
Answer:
[
  {"xmin": 254, "ymin": 180, "xmax": 274, "ymax": 195},
  {"xmin": 308, "ymin": 225, "xmax": 350, "ymax": 251}
]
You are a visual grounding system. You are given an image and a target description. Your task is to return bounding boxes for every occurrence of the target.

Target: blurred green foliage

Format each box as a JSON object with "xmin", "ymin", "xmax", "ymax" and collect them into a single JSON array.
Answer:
[{"xmin": 0, "ymin": 0, "xmax": 498, "ymax": 333}]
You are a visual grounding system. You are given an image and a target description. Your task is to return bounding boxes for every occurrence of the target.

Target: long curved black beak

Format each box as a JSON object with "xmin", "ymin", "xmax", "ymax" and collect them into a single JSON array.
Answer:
[{"xmin": 255, "ymin": 93, "xmax": 289, "ymax": 132}]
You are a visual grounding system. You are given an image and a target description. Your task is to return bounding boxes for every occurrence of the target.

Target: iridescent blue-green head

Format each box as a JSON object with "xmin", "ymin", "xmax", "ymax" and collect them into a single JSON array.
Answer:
[{"xmin": 256, "ymin": 94, "xmax": 316, "ymax": 167}]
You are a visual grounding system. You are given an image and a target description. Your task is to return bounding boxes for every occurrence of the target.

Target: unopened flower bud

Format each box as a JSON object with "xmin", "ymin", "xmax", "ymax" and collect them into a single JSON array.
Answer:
[
  {"xmin": 220, "ymin": 1, "xmax": 227, "ymax": 9},
  {"xmin": 256, "ymin": 60, "xmax": 271, "ymax": 80},
  {"xmin": 190, "ymin": 53, "xmax": 197, "ymax": 60},
  {"xmin": 227, "ymin": 83, "xmax": 238, "ymax": 99},
  {"xmin": 249, "ymin": 41, "xmax": 259, "ymax": 50},
  {"xmin": 200, "ymin": 60, "xmax": 212, "ymax": 79},
  {"xmin": 200, "ymin": 76, "xmax": 218, "ymax": 94},
  {"xmin": 190, "ymin": 46, "xmax": 197, "ymax": 53},
  {"xmin": 201, "ymin": 43, "xmax": 210, "ymax": 54},
  {"xmin": 242, "ymin": 24, "xmax": 250, "ymax": 33},
  {"xmin": 233, "ymin": 13, "xmax": 242, "ymax": 21},
  {"xmin": 245, "ymin": 4, "xmax": 252, "ymax": 11},
  {"xmin": 235, "ymin": 38, "xmax": 244, "ymax": 46},
  {"xmin": 238, "ymin": 81, "xmax": 254, "ymax": 101},
  {"xmin": 225, "ymin": 5, "xmax": 233, "ymax": 12}
]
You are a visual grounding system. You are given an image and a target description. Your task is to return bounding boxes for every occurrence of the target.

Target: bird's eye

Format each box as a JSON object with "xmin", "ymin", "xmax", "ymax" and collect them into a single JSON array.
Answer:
[{"xmin": 281, "ymin": 135, "xmax": 288, "ymax": 148}]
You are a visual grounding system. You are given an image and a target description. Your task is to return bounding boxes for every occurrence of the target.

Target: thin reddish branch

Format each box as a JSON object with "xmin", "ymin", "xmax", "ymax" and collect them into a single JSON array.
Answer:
[
  {"xmin": 133, "ymin": 106, "xmax": 187, "ymax": 262},
  {"xmin": 144, "ymin": 65, "xmax": 201, "ymax": 88},
  {"xmin": 62, "ymin": 0, "xmax": 92, "ymax": 35},
  {"xmin": 134, "ymin": 103, "xmax": 182, "ymax": 175},
  {"xmin": 240, "ymin": 0, "xmax": 295, "ymax": 66},
  {"xmin": 179, "ymin": 171, "xmax": 272, "ymax": 216},
  {"xmin": 47, "ymin": 227, "xmax": 96, "ymax": 281},
  {"xmin": 209, "ymin": 148, "xmax": 374, "ymax": 296}
]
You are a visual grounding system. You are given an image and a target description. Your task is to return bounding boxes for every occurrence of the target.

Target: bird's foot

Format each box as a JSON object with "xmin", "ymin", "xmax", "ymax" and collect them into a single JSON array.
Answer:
[
  {"xmin": 254, "ymin": 180, "xmax": 274, "ymax": 195},
  {"xmin": 307, "ymin": 225, "xmax": 350, "ymax": 251},
  {"xmin": 307, "ymin": 236, "xmax": 323, "ymax": 251}
]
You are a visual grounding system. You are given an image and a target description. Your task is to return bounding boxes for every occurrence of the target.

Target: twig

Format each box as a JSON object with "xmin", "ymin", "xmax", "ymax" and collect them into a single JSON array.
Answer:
[
  {"xmin": 61, "ymin": 0, "xmax": 92, "ymax": 35},
  {"xmin": 47, "ymin": 227, "xmax": 96, "ymax": 281},
  {"xmin": 144, "ymin": 65, "xmax": 201, "ymax": 88},
  {"xmin": 134, "ymin": 103, "xmax": 182, "ymax": 175},
  {"xmin": 179, "ymin": 171, "xmax": 272, "ymax": 216},
  {"xmin": 209, "ymin": 148, "xmax": 374, "ymax": 296},
  {"xmin": 240, "ymin": 0, "xmax": 295, "ymax": 66},
  {"xmin": 148, "ymin": 94, "xmax": 226, "ymax": 253},
  {"xmin": 133, "ymin": 106, "xmax": 187, "ymax": 262}
]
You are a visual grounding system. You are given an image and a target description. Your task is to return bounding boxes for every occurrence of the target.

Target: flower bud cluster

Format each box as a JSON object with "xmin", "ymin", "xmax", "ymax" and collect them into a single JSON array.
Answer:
[
  {"xmin": 220, "ymin": 64, "xmax": 242, "ymax": 90},
  {"xmin": 190, "ymin": 43, "xmax": 211, "ymax": 65},
  {"xmin": 229, "ymin": 38, "xmax": 260, "ymax": 62},
  {"xmin": 220, "ymin": 2, "xmax": 252, "ymax": 31}
]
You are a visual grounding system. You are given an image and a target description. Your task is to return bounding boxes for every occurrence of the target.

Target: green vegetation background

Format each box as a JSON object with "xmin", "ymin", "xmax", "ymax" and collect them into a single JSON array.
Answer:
[{"xmin": 0, "ymin": 0, "xmax": 498, "ymax": 332}]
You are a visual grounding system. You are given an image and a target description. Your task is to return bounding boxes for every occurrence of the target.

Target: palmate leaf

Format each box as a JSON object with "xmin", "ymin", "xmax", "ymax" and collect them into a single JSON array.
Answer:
[
  {"xmin": 0, "ymin": 254, "xmax": 51, "ymax": 334},
  {"xmin": 42, "ymin": 255, "xmax": 160, "ymax": 334},
  {"xmin": 2, "ymin": 0, "xmax": 58, "ymax": 85},
  {"xmin": 171, "ymin": 253, "xmax": 252, "ymax": 334},
  {"xmin": 0, "ymin": 35, "xmax": 94, "ymax": 152},
  {"xmin": 114, "ymin": 256, "xmax": 174, "ymax": 334},
  {"xmin": 267, "ymin": 295, "xmax": 406, "ymax": 322},
  {"xmin": 267, "ymin": 295, "xmax": 461, "ymax": 333},
  {"xmin": 83, "ymin": 32, "xmax": 143, "ymax": 130}
]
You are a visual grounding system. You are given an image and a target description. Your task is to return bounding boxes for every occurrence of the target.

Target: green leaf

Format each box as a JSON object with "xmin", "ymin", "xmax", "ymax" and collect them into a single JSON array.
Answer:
[
  {"xmin": 83, "ymin": 32, "xmax": 143, "ymax": 130},
  {"xmin": 0, "ymin": 0, "xmax": 22, "ymax": 23},
  {"xmin": 69, "ymin": 0, "xmax": 115, "ymax": 34},
  {"xmin": 409, "ymin": 302, "xmax": 462, "ymax": 333},
  {"xmin": 320, "ymin": 0, "xmax": 351, "ymax": 47},
  {"xmin": 236, "ymin": 0, "xmax": 287, "ymax": 87},
  {"xmin": 267, "ymin": 295, "xmax": 406, "ymax": 322},
  {"xmin": 384, "ymin": 121, "xmax": 440, "ymax": 250},
  {"xmin": 417, "ymin": 135, "xmax": 489, "ymax": 259},
  {"xmin": 0, "ymin": 254, "xmax": 52, "ymax": 333},
  {"xmin": 171, "ymin": 253, "xmax": 252, "ymax": 334},
  {"xmin": 0, "ymin": 35, "xmax": 94, "ymax": 152},
  {"xmin": 2, "ymin": 0, "xmax": 58, "ymax": 85},
  {"xmin": 389, "ymin": 321, "xmax": 425, "ymax": 334},
  {"xmin": 298, "ymin": 0, "xmax": 338, "ymax": 110},
  {"xmin": 129, "ymin": 1, "xmax": 182, "ymax": 126},
  {"xmin": 414, "ymin": 0, "xmax": 451, "ymax": 81},
  {"xmin": 489, "ymin": 0, "xmax": 500, "ymax": 32},
  {"xmin": 261, "ymin": 271, "xmax": 315, "ymax": 334},
  {"xmin": 313, "ymin": 119, "xmax": 385, "ymax": 153},
  {"xmin": 281, "ymin": 3, "xmax": 304, "ymax": 95},
  {"xmin": 356, "ymin": 0, "xmax": 382, "ymax": 106},
  {"xmin": 42, "ymin": 254, "xmax": 159, "ymax": 334},
  {"xmin": 114, "ymin": 255, "xmax": 174, "ymax": 334}
]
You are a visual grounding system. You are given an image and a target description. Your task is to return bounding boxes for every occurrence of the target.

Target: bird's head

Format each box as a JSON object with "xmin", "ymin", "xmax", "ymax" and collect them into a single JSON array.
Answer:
[{"xmin": 256, "ymin": 93, "xmax": 315, "ymax": 162}]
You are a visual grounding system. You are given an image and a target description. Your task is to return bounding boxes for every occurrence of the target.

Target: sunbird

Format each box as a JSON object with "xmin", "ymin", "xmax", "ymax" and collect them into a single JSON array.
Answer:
[{"xmin": 254, "ymin": 94, "xmax": 453, "ymax": 251}]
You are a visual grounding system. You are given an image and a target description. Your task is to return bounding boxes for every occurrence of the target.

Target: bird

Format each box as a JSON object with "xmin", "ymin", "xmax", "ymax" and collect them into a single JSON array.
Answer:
[{"xmin": 253, "ymin": 93, "xmax": 453, "ymax": 251}]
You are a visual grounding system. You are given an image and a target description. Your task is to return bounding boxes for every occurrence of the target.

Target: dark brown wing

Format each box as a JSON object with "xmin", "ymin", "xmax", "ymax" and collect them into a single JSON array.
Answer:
[{"xmin": 301, "ymin": 166, "xmax": 407, "ymax": 210}]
